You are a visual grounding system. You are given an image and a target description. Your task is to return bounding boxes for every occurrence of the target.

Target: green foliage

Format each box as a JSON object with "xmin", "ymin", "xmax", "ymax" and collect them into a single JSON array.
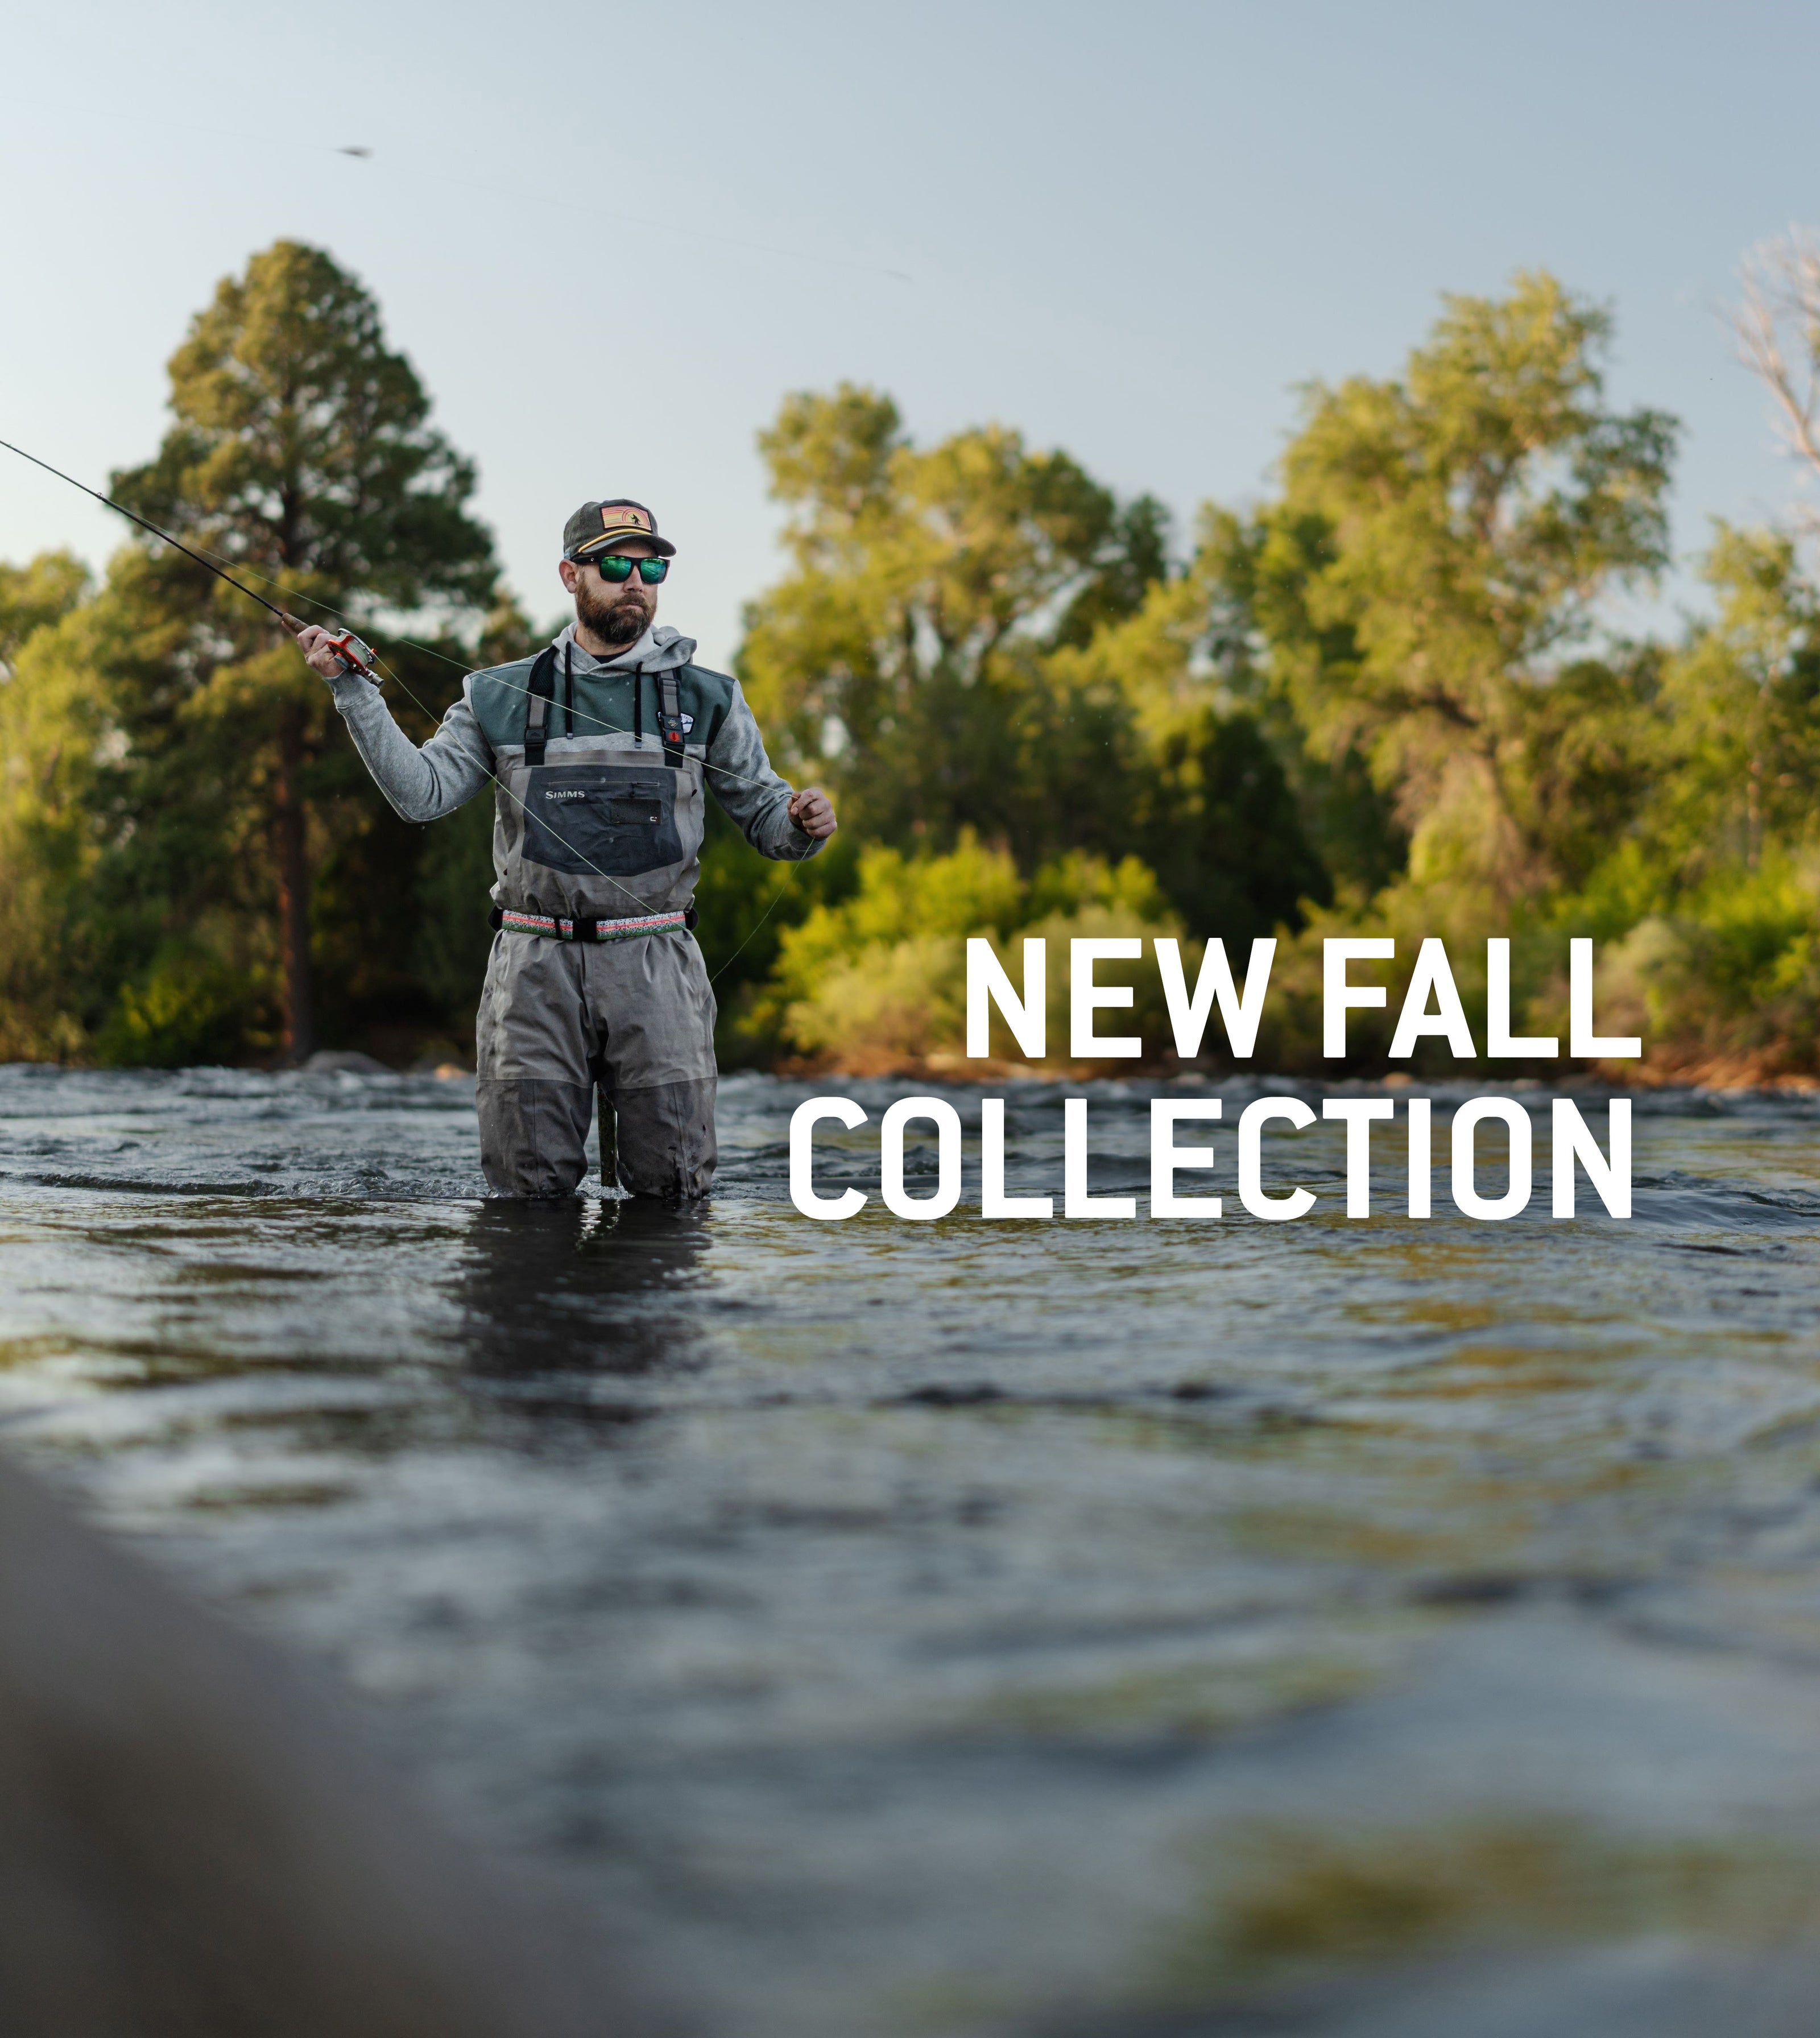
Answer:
[
  {"xmin": 412, "ymin": 795, "xmax": 498, "ymax": 1035},
  {"xmin": 1207, "ymin": 272, "xmax": 1676, "ymax": 903},
  {"xmin": 1531, "ymin": 523, "xmax": 1820, "ymax": 1070},
  {"xmin": 95, "ymin": 944, "xmax": 259, "ymax": 1069},
  {"xmin": 0, "ymin": 551, "xmax": 89, "ymax": 668},
  {"xmin": 693, "ymin": 799, "xmax": 861, "ymax": 1066},
  {"xmin": 0, "ymin": 580, "xmax": 106, "ymax": 1059},
  {"xmin": 743, "ymin": 387, "xmax": 1331, "ymax": 946},
  {"xmin": 89, "ymin": 240, "xmax": 499, "ymax": 1063},
  {"xmin": 1565, "ymin": 858, "xmax": 1820, "ymax": 1074},
  {"xmin": 16, "ymin": 254, "xmax": 1820, "ymax": 1079},
  {"xmin": 1649, "ymin": 525, "xmax": 1820, "ymax": 876},
  {"xmin": 756, "ymin": 833, "xmax": 1182, "ymax": 1066},
  {"xmin": 1044, "ymin": 555, "xmax": 1331, "ymax": 935},
  {"xmin": 113, "ymin": 239, "xmax": 494, "ymax": 614},
  {"xmin": 739, "ymin": 381, "xmax": 1167, "ymax": 862}
]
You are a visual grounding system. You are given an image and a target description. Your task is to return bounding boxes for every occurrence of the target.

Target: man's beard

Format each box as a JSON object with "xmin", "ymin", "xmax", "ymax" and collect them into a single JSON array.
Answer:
[{"xmin": 575, "ymin": 577, "xmax": 652, "ymax": 650}]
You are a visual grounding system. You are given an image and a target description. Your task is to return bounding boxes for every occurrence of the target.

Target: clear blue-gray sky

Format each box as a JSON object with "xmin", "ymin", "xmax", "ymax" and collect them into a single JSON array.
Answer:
[{"xmin": 4, "ymin": 0, "xmax": 1817, "ymax": 667}]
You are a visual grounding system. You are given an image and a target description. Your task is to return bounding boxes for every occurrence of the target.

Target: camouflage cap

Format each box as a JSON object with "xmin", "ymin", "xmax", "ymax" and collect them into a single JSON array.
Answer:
[{"xmin": 562, "ymin": 498, "xmax": 676, "ymax": 560}]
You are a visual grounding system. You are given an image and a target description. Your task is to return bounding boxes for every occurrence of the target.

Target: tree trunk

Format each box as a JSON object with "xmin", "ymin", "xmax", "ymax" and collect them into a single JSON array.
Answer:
[{"xmin": 274, "ymin": 708, "xmax": 315, "ymax": 1064}]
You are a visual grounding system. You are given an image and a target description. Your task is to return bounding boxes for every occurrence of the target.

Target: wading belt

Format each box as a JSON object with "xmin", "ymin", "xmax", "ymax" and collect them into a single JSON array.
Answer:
[{"xmin": 490, "ymin": 906, "xmax": 697, "ymax": 942}]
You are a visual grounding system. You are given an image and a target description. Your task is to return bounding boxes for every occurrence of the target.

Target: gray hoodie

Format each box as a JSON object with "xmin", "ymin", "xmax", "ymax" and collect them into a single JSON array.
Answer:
[{"xmin": 326, "ymin": 623, "xmax": 819, "ymax": 868}]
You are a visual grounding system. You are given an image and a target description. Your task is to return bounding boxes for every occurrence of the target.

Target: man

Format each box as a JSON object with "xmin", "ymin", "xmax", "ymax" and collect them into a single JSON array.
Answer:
[{"xmin": 295, "ymin": 498, "xmax": 835, "ymax": 1200}]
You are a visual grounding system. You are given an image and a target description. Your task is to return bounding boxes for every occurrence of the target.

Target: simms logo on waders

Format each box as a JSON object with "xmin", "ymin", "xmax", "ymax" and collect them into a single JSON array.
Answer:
[{"xmin": 545, "ymin": 789, "xmax": 588, "ymax": 801}]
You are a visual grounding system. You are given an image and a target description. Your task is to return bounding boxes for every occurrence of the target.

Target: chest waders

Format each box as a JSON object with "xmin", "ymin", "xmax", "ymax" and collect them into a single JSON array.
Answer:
[{"xmin": 474, "ymin": 642, "xmax": 719, "ymax": 1201}]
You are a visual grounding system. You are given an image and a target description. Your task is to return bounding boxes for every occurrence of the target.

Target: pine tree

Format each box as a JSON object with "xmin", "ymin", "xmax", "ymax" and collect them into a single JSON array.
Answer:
[{"xmin": 109, "ymin": 241, "xmax": 495, "ymax": 1061}]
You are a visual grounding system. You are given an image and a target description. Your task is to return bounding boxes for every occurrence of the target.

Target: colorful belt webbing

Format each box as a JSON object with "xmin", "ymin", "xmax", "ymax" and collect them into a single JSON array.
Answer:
[{"xmin": 497, "ymin": 907, "xmax": 688, "ymax": 943}]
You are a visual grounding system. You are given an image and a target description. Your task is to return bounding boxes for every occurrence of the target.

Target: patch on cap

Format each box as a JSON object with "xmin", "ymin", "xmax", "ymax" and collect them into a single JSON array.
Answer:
[{"xmin": 564, "ymin": 497, "xmax": 676, "ymax": 558}]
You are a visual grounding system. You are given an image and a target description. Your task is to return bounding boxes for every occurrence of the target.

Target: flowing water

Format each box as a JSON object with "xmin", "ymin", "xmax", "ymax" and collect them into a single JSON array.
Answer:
[{"xmin": 7, "ymin": 1064, "xmax": 1820, "ymax": 2034}]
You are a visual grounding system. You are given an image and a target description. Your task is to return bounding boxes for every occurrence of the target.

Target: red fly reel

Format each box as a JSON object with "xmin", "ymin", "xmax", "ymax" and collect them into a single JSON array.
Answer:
[
  {"xmin": 279, "ymin": 613, "xmax": 378, "ymax": 684},
  {"xmin": 320, "ymin": 627, "xmax": 378, "ymax": 682}
]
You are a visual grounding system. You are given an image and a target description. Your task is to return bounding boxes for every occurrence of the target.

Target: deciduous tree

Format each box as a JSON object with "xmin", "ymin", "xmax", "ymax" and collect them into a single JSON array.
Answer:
[
  {"xmin": 1214, "ymin": 272, "xmax": 1676, "ymax": 901},
  {"xmin": 738, "ymin": 383, "xmax": 1164, "ymax": 858}
]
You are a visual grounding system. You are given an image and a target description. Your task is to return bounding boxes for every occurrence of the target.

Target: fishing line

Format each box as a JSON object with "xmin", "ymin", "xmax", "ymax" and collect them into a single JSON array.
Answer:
[
  {"xmin": 0, "ymin": 438, "xmax": 664, "ymax": 779},
  {"xmin": 362, "ymin": 654, "xmax": 684, "ymax": 921},
  {"xmin": 0, "ymin": 433, "xmax": 821, "ymax": 940},
  {"xmin": 0, "ymin": 436, "xmax": 300, "ymax": 630},
  {"xmin": 0, "ymin": 433, "xmax": 676, "ymax": 912},
  {"xmin": 374, "ymin": 648, "xmax": 820, "ymax": 954},
  {"xmin": 708, "ymin": 858, "xmax": 804, "ymax": 989},
  {"xmin": 334, "ymin": 637, "xmax": 824, "ymax": 954},
  {"xmin": 362, "ymin": 636, "xmax": 827, "ymax": 948},
  {"xmin": 0, "ymin": 437, "xmax": 801, "ymax": 801},
  {"xmin": 61, "ymin": 516, "xmax": 791, "ymax": 797}
]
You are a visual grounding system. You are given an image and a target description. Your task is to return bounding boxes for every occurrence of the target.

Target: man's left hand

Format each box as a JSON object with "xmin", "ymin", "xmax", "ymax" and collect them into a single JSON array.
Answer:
[{"xmin": 788, "ymin": 787, "xmax": 837, "ymax": 840}]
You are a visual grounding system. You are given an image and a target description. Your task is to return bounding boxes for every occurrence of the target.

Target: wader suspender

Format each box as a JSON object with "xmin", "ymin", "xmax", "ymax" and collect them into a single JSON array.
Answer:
[
  {"xmin": 657, "ymin": 671, "xmax": 686, "ymax": 770},
  {"xmin": 526, "ymin": 645, "xmax": 684, "ymax": 766},
  {"xmin": 495, "ymin": 644, "xmax": 702, "ymax": 940},
  {"xmin": 523, "ymin": 645, "xmax": 559, "ymax": 767}
]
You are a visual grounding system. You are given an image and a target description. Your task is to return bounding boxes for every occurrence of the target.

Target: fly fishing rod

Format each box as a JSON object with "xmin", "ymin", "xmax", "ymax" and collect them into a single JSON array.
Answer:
[
  {"xmin": 4, "ymin": 433, "xmax": 815, "ymax": 795},
  {"xmin": 0, "ymin": 436, "xmax": 379, "ymax": 683},
  {"xmin": 2, "ymin": 429, "xmax": 817, "ymax": 955}
]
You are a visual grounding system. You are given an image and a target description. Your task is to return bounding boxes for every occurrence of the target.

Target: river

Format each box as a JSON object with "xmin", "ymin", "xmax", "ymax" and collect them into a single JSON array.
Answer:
[{"xmin": 5, "ymin": 1063, "xmax": 1820, "ymax": 2035}]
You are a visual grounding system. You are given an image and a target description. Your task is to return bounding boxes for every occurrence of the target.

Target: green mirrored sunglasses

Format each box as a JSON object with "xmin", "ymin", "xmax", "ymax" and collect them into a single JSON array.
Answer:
[{"xmin": 576, "ymin": 551, "xmax": 669, "ymax": 584}]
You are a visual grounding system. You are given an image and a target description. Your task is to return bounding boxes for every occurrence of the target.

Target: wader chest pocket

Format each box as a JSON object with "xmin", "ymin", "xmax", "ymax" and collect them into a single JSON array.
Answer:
[
  {"xmin": 522, "ymin": 767, "xmax": 683, "ymax": 876},
  {"xmin": 607, "ymin": 795, "xmax": 662, "ymax": 825}
]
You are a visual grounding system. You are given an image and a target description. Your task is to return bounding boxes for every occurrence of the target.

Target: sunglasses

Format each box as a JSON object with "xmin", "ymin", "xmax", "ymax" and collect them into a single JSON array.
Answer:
[{"xmin": 576, "ymin": 551, "xmax": 669, "ymax": 584}]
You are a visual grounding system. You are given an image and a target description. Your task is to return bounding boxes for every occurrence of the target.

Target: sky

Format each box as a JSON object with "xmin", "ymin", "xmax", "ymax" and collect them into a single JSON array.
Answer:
[{"xmin": 5, "ymin": 0, "xmax": 1820, "ymax": 669}]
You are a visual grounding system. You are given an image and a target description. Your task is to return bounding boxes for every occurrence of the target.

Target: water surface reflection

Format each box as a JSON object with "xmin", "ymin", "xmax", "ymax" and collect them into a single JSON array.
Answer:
[
  {"xmin": 5, "ymin": 1067, "xmax": 1820, "ymax": 2033},
  {"xmin": 454, "ymin": 1197, "xmax": 714, "ymax": 1391}
]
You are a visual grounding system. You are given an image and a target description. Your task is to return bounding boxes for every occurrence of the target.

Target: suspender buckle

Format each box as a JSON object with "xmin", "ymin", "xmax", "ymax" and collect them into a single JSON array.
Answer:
[{"xmin": 657, "ymin": 672, "xmax": 686, "ymax": 770}]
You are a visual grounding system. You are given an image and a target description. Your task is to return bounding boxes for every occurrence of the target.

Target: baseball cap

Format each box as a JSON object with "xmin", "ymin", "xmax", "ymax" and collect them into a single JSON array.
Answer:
[{"xmin": 562, "ymin": 498, "xmax": 677, "ymax": 560}]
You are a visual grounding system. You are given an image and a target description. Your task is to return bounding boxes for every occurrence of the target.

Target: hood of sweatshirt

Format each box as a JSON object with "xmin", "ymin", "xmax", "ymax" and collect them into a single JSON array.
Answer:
[{"xmin": 553, "ymin": 621, "xmax": 697, "ymax": 675}]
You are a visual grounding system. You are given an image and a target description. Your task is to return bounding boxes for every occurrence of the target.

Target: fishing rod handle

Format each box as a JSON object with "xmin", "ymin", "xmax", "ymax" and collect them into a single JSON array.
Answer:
[{"xmin": 281, "ymin": 613, "xmax": 380, "ymax": 687}]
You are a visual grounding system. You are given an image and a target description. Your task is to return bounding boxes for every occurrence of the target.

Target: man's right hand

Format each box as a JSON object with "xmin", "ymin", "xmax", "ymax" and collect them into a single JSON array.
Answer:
[{"xmin": 294, "ymin": 624, "xmax": 353, "ymax": 680}]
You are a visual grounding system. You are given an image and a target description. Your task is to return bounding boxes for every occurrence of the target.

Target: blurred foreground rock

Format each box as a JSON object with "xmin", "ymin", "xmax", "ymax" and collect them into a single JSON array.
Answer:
[{"xmin": 0, "ymin": 1453, "xmax": 689, "ymax": 2038}]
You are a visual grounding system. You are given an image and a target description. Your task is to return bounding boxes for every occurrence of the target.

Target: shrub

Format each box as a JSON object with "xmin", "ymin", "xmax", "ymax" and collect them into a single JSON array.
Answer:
[
  {"xmin": 95, "ymin": 949, "xmax": 259, "ymax": 1069},
  {"xmin": 759, "ymin": 832, "xmax": 1184, "ymax": 1066}
]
